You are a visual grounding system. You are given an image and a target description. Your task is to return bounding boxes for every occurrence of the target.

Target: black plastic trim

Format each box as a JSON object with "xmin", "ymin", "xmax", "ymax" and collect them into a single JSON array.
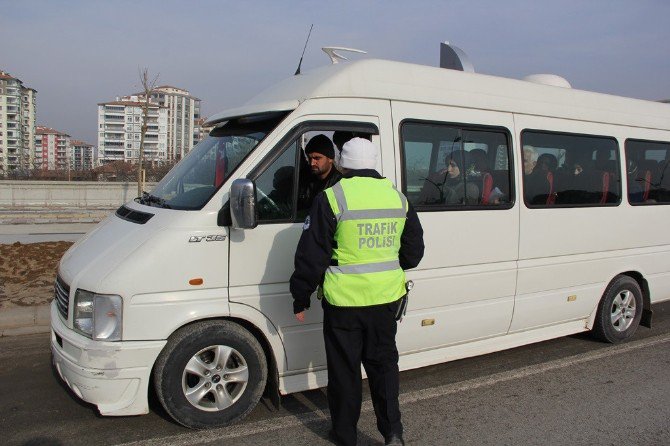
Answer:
[{"xmin": 115, "ymin": 205, "xmax": 154, "ymax": 224}]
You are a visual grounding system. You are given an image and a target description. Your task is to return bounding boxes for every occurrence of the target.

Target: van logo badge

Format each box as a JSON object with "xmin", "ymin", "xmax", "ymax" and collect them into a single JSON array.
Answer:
[{"xmin": 189, "ymin": 235, "xmax": 227, "ymax": 243}]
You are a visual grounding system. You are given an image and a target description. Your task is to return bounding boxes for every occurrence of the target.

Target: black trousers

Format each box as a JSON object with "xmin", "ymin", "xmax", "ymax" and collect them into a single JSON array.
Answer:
[{"xmin": 323, "ymin": 299, "xmax": 402, "ymax": 445}]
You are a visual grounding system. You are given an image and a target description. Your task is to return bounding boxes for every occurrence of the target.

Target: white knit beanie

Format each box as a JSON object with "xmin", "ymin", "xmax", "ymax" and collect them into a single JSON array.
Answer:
[{"xmin": 340, "ymin": 137, "xmax": 378, "ymax": 170}]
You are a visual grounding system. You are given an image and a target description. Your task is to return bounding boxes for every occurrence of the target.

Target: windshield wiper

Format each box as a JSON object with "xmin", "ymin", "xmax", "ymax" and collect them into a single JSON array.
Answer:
[{"xmin": 136, "ymin": 192, "xmax": 171, "ymax": 209}]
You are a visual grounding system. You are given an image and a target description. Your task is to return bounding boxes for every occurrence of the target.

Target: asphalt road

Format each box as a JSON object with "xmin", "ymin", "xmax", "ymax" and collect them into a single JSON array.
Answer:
[{"xmin": 2, "ymin": 301, "xmax": 670, "ymax": 446}]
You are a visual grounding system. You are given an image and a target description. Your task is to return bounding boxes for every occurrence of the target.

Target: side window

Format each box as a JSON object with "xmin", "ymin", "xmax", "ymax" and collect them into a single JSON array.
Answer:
[
  {"xmin": 522, "ymin": 130, "xmax": 621, "ymax": 207},
  {"xmin": 256, "ymin": 142, "xmax": 298, "ymax": 221},
  {"xmin": 625, "ymin": 139, "xmax": 670, "ymax": 205},
  {"xmin": 401, "ymin": 121, "xmax": 513, "ymax": 209},
  {"xmin": 254, "ymin": 123, "xmax": 377, "ymax": 223}
]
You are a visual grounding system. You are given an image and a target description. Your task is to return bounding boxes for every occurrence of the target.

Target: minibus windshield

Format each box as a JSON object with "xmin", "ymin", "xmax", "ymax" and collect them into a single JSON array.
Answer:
[{"xmin": 145, "ymin": 112, "xmax": 288, "ymax": 210}]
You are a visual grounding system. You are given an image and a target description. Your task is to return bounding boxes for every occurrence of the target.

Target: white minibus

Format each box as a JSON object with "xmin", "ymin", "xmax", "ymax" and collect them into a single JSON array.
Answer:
[{"xmin": 51, "ymin": 57, "xmax": 670, "ymax": 428}]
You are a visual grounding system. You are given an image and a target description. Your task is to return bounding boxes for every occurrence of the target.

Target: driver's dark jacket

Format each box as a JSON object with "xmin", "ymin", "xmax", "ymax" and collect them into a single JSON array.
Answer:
[
  {"xmin": 290, "ymin": 169, "xmax": 425, "ymax": 314},
  {"xmin": 298, "ymin": 167, "xmax": 342, "ymax": 211}
]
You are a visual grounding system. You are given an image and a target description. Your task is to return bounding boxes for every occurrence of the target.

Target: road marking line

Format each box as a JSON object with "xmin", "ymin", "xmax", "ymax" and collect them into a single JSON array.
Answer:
[{"xmin": 115, "ymin": 333, "xmax": 670, "ymax": 446}]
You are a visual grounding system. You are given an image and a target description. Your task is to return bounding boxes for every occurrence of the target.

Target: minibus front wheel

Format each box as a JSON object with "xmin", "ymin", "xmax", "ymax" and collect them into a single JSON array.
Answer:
[
  {"xmin": 153, "ymin": 320, "xmax": 268, "ymax": 428},
  {"xmin": 592, "ymin": 275, "xmax": 643, "ymax": 344}
]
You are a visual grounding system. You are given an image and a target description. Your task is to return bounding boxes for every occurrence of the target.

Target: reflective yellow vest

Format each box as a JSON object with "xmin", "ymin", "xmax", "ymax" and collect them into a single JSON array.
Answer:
[{"xmin": 323, "ymin": 177, "xmax": 407, "ymax": 307}]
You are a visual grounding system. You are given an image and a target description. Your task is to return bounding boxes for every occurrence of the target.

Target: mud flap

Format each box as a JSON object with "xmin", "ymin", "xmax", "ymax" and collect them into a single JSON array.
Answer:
[{"xmin": 641, "ymin": 308, "xmax": 653, "ymax": 329}]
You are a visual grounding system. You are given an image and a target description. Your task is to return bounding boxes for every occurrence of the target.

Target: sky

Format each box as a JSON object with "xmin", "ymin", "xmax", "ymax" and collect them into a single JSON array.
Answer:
[{"xmin": 2, "ymin": 0, "xmax": 669, "ymax": 144}]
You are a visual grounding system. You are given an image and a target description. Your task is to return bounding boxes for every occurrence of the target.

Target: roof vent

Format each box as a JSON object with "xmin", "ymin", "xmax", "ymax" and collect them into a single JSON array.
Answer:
[
  {"xmin": 440, "ymin": 42, "xmax": 475, "ymax": 72},
  {"xmin": 523, "ymin": 74, "xmax": 572, "ymax": 88}
]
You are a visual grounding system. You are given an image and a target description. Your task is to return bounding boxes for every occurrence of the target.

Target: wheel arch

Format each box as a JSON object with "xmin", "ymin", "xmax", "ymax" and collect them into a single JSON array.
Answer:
[
  {"xmin": 152, "ymin": 314, "xmax": 284, "ymax": 410},
  {"xmin": 618, "ymin": 271, "xmax": 652, "ymax": 328},
  {"xmin": 588, "ymin": 271, "xmax": 652, "ymax": 330}
]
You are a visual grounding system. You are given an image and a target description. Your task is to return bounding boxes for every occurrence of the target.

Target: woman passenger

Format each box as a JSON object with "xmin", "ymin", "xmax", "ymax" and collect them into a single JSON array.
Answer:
[{"xmin": 419, "ymin": 150, "xmax": 479, "ymax": 205}]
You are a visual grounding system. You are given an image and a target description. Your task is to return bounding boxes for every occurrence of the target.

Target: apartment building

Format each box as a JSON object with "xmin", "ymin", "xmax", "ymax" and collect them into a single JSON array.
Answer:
[
  {"xmin": 97, "ymin": 97, "xmax": 167, "ymax": 164},
  {"xmin": 140, "ymin": 86, "xmax": 201, "ymax": 161},
  {"xmin": 35, "ymin": 126, "xmax": 70, "ymax": 170},
  {"xmin": 194, "ymin": 116, "xmax": 214, "ymax": 143},
  {"xmin": 0, "ymin": 70, "xmax": 37, "ymax": 175},
  {"xmin": 70, "ymin": 140, "xmax": 97, "ymax": 170}
]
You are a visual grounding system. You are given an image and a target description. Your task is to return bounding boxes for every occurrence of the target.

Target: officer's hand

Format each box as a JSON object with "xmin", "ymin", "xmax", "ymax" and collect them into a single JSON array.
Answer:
[{"xmin": 295, "ymin": 311, "xmax": 305, "ymax": 322}]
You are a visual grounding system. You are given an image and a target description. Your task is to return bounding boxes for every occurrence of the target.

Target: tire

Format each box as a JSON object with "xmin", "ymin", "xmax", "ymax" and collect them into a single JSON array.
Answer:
[
  {"xmin": 153, "ymin": 320, "xmax": 267, "ymax": 429},
  {"xmin": 592, "ymin": 275, "xmax": 643, "ymax": 344}
]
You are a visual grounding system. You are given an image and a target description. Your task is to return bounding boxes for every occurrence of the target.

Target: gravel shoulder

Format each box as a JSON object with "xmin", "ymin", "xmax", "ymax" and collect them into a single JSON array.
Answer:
[{"xmin": 0, "ymin": 241, "xmax": 73, "ymax": 309}]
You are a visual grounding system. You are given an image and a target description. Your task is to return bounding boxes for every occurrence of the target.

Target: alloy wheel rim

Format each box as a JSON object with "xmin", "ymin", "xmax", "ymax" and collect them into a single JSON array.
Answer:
[
  {"xmin": 182, "ymin": 344, "xmax": 249, "ymax": 412},
  {"xmin": 610, "ymin": 289, "xmax": 636, "ymax": 332}
]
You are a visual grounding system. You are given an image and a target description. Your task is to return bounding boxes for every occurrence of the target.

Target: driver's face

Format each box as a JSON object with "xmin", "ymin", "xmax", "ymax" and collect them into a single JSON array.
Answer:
[{"xmin": 308, "ymin": 152, "xmax": 333, "ymax": 179}]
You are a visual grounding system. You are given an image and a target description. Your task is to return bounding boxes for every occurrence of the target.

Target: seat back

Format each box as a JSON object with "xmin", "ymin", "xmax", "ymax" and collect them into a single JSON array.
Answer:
[{"xmin": 480, "ymin": 172, "xmax": 494, "ymax": 204}]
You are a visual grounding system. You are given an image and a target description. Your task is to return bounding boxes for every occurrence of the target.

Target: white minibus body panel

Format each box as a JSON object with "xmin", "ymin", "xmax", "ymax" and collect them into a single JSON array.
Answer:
[{"xmin": 50, "ymin": 57, "xmax": 670, "ymax": 427}]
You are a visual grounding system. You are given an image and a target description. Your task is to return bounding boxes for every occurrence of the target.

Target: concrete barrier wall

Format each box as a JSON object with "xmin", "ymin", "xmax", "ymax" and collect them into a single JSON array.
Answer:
[{"xmin": 0, "ymin": 181, "xmax": 157, "ymax": 208}]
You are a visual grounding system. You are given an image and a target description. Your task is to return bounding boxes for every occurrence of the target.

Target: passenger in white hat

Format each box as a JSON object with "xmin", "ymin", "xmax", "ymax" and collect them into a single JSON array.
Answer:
[{"xmin": 290, "ymin": 136, "xmax": 425, "ymax": 446}]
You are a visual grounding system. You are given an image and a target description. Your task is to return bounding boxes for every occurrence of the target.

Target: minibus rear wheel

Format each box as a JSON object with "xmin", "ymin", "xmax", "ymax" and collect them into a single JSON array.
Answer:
[
  {"xmin": 153, "ymin": 320, "xmax": 268, "ymax": 428},
  {"xmin": 592, "ymin": 275, "xmax": 643, "ymax": 344}
]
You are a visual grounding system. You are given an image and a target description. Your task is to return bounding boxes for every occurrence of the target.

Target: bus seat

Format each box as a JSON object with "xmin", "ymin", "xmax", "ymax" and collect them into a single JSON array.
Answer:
[
  {"xmin": 214, "ymin": 149, "xmax": 226, "ymax": 188},
  {"xmin": 642, "ymin": 170, "xmax": 652, "ymax": 202},
  {"xmin": 600, "ymin": 172, "xmax": 610, "ymax": 204},
  {"xmin": 546, "ymin": 171, "xmax": 556, "ymax": 205},
  {"xmin": 481, "ymin": 172, "xmax": 494, "ymax": 204}
]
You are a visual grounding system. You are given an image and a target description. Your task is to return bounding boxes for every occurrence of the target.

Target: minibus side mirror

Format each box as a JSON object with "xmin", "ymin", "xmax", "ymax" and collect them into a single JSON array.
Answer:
[{"xmin": 230, "ymin": 179, "xmax": 258, "ymax": 229}]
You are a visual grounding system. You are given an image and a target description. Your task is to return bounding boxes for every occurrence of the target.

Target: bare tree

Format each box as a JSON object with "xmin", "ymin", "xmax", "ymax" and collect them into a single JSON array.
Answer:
[{"xmin": 137, "ymin": 68, "xmax": 160, "ymax": 197}]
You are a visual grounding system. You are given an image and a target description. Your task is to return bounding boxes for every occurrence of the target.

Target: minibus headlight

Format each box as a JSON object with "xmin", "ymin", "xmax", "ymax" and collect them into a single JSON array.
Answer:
[{"xmin": 74, "ymin": 290, "xmax": 123, "ymax": 341}]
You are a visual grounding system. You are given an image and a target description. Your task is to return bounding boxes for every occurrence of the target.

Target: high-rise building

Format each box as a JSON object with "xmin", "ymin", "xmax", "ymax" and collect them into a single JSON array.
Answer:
[
  {"xmin": 70, "ymin": 140, "xmax": 97, "ymax": 170},
  {"xmin": 139, "ymin": 86, "xmax": 201, "ymax": 161},
  {"xmin": 0, "ymin": 70, "xmax": 37, "ymax": 175},
  {"xmin": 35, "ymin": 126, "xmax": 70, "ymax": 170},
  {"xmin": 194, "ymin": 117, "xmax": 214, "ymax": 143},
  {"xmin": 97, "ymin": 97, "xmax": 168, "ymax": 164}
]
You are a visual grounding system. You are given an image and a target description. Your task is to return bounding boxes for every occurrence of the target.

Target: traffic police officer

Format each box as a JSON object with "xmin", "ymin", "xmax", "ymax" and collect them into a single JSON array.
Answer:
[{"xmin": 290, "ymin": 138, "xmax": 425, "ymax": 446}]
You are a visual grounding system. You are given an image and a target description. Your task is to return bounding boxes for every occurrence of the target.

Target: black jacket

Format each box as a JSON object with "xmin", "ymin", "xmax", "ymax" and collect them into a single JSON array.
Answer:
[
  {"xmin": 299, "ymin": 167, "xmax": 342, "ymax": 211},
  {"xmin": 290, "ymin": 169, "xmax": 425, "ymax": 313}
]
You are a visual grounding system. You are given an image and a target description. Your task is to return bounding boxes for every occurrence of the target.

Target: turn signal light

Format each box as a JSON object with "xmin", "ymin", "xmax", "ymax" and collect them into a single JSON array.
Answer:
[{"xmin": 189, "ymin": 278, "xmax": 204, "ymax": 286}]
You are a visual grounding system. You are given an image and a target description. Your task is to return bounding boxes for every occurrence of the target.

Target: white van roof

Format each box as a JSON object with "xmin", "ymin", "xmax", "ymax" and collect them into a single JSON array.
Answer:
[{"xmin": 207, "ymin": 59, "xmax": 670, "ymax": 130}]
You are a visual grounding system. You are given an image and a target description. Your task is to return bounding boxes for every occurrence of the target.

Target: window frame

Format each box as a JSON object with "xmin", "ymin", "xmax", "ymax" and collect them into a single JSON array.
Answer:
[
  {"xmin": 399, "ymin": 118, "xmax": 515, "ymax": 212},
  {"xmin": 521, "ymin": 128, "xmax": 622, "ymax": 209},
  {"xmin": 624, "ymin": 137, "xmax": 670, "ymax": 206},
  {"xmin": 248, "ymin": 120, "xmax": 380, "ymax": 225}
]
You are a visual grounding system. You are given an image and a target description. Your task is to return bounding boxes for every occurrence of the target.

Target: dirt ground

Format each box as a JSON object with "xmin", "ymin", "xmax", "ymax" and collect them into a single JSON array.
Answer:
[{"xmin": 0, "ymin": 241, "xmax": 73, "ymax": 308}]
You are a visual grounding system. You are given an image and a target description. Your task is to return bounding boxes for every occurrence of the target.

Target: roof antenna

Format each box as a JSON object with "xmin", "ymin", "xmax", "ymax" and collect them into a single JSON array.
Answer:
[{"xmin": 294, "ymin": 24, "xmax": 313, "ymax": 75}]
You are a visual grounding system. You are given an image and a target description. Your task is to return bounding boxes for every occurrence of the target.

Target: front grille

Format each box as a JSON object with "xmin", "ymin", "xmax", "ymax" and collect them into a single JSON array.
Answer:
[{"xmin": 54, "ymin": 275, "xmax": 70, "ymax": 320}]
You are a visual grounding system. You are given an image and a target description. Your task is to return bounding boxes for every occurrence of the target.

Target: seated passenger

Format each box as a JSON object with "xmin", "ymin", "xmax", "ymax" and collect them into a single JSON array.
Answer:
[
  {"xmin": 556, "ymin": 153, "xmax": 602, "ymax": 204},
  {"xmin": 537, "ymin": 153, "xmax": 558, "ymax": 173},
  {"xmin": 418, "ymin": 150, "xmax": 479, "ymax": 205},
  {"xmin": 525, "ymin": 153, "xmax": 559, "ymax": 204},
  {"xmin": 523, "ymin": 145, "xmax": 538, "ymax": 175},
  {"xmin": 468, "ymin": 149, "xmax": 489, "ymax": 176}
]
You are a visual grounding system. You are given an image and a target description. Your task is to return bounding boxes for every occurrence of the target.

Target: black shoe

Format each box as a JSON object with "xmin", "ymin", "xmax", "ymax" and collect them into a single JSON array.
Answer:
[{"xmin": 385, "ymin": 433, "xmax": 405, "ymax": 445}]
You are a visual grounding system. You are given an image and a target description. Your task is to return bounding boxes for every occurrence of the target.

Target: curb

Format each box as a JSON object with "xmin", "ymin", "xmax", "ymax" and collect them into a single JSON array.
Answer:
[{"xmin": 0, "ymin": 304, "xmax": 51, "ymax": 337}]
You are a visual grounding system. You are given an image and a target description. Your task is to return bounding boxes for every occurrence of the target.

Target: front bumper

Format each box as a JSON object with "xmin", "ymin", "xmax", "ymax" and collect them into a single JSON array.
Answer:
[{"xmin": 50, "ymin": 301, "xmax": 166, "ymax": 416}]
